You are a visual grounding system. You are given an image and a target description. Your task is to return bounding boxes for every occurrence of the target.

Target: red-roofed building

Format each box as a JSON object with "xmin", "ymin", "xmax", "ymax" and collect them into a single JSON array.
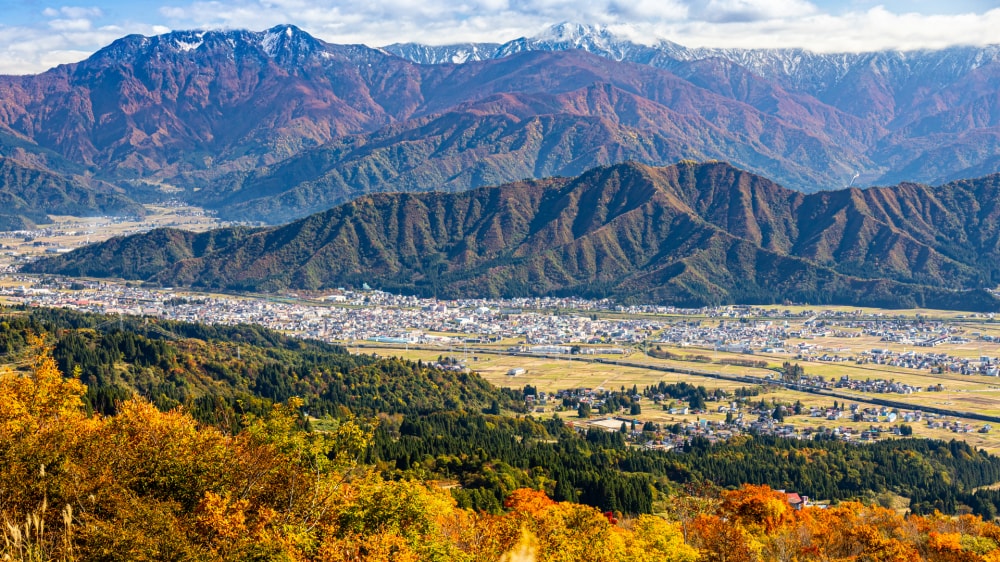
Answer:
[{"xmin": 786, "ymin": 492, "xmax": 806, "ymax": 510}]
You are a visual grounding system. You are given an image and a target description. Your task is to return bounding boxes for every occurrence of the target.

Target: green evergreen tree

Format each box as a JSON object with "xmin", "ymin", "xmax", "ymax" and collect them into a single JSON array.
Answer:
[{"xmin": 689, "ymin": 394, "xmax": 706, "ymax": 411}]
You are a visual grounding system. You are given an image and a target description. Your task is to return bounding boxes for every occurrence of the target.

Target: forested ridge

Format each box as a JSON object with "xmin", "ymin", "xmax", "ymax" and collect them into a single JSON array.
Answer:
[
  {"xmin": 31, "ymin": 161, "xmax": 1000, "ymax": 311},
  {"xmin": 5, "ymin": 307, "xmax": 1000, "ymax": 559},
  {"xmin": 0, "ymin": 307, "xmax": 515, "ymax": 430}
]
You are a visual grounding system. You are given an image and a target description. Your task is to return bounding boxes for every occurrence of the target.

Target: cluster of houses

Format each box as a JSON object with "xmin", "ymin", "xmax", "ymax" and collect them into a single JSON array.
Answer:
[
  {"xmin": 657, "ymin": 319, "xmax": 792, "ymax": 352},
  {"xmin": 553, "ymin": 387, "xmax": 644, "ymax": 410},
  {"xmin": 833, "ymin": 375, "xmax": 939, "ymax": 394},
  {"xmin": 855, "ymin": 348, "xmax": 1000, "ymax": 377},
  {"xmin": 808, "ymin": 403, "xmax": 918, "ymax": 423},
  {"xmin": 802, "ymin": 317, "xmax": 962, "ymax": 342},
  {"xmin": 1, "ymin": 278, "xmax": 665, "ymax": 348},
  {"xmin": 926, "ymin": 419, "xmax": 984, "ymax": 434},
  {"xmin": 553, "ymin": 386, "xmax": 993, "ymax": 455},
  {"xmin": 788, "ymin": 345, "xmax": 1000, "ymax": 380}
]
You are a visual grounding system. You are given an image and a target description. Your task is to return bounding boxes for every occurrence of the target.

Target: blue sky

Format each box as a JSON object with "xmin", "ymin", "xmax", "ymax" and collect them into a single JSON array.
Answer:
[{"xmin": 3, "ymin": 0, "xmax": 1000, "ymax": 74}]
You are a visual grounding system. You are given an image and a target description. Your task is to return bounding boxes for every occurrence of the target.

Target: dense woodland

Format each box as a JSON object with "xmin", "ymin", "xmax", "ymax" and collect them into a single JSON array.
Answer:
[
  {"xmin": 5, "ymin": 307, "xmax": 1000, "ymax": 558},
  {"xmin": 0, "ymin": 307, "xmax": 517, "ymax": 431}
]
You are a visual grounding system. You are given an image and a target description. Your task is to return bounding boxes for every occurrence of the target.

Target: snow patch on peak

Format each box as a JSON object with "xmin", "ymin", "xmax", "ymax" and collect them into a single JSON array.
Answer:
[
  {"xmin": 494, "ymin": 21, "xmax": 650, "ymax": 62},
  {"xmin": 176, "ymin": 38, "xmax": 203, "ymax": 52},
  {"xmin": 538, "ymin": 22, "xmax": 608, "ymax": 43},
  {"xmin": 259, "ymin": 25, "xmax": 315, "ymax": 57},
  {"xmin": 380, "ymin": 42, "xmax": 500, "ymax": 65},
  {"xmin": 261, "ymin": 30, "xmax": 282, "ymax": 55},
  {"xmin": 169, "ymin": 31, "xmax": 205, "ymax": 52}
]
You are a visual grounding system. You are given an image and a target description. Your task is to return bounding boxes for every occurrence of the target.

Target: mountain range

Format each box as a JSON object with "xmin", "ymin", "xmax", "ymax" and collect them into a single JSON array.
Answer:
[
  {"xmin": 27, "ymin": 161, "xmax": 1000, "ymax": 311},
  {"xmin": 2, "ymin": 24, "xmax": 1000, "ymax": 224}
]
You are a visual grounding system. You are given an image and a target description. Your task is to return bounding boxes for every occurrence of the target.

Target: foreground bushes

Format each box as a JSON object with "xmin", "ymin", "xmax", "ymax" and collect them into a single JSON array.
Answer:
[{"xmin": 0, "ymin": 339, "xmax": 694, "ymax": 561}]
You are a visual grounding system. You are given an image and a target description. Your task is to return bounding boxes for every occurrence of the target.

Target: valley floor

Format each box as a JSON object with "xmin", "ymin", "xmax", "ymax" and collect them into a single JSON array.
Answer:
[{"xmin": 6, "ymin": 265, "xmax": 1000, "ymax": 451}]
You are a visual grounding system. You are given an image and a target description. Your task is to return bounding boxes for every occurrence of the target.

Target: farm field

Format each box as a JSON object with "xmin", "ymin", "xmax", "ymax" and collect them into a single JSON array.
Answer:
[
  {"xmin": 365, "ymin": 335, "xmax": 1000, "ymax": 419},
  {"xmin": 364, "ymin": 345, "xmax": 751, "ymax": 392},
  {"xmin": 363, "ymin": 342, "xmax": 1000, "ymax": 451},
  {"xmin": 632, "ymin": 344, "xmax": 1000, "ymax": 415},
  {"xmin": 0, "ymin": 204, "xmax": 229, "ymax": 269}
]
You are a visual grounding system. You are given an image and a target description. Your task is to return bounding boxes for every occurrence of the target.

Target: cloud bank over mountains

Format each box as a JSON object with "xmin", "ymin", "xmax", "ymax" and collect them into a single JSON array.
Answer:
[{"xmin": 2, "ymin": 0, "xmax": 1000, "ymax": 74}]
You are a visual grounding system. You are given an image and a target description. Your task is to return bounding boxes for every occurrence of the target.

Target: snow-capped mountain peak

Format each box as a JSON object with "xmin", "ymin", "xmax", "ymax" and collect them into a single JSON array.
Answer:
[
  {"xmin": 259, "ymin": 24, "xmax": 322, "ymax": 58},
  {"xmin": 381, "ymin": 22, "xmax": 643, "ymax": 64},
  {"xmin": 495, "ymin": 22, "xmax": 652, "ymax": 62},
  {"xmin": 535, "ymin": 22, "xmax": 609, "ymax": 43}
]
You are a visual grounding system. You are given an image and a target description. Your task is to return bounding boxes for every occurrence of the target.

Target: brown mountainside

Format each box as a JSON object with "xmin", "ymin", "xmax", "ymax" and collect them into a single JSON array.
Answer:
[
  {"xmin": 27, "ymin": 161, "xmax": 1000, "ymax": 311},
  {"xmin": 5, "ymin": 26, "xmax": 1000, "ymax": 224},
  {"xmin": 205, "ymin": 75, "xmax": 870, "ymax": 222}
]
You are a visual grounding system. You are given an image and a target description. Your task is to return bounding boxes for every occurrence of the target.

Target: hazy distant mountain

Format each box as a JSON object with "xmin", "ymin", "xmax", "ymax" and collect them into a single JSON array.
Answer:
[
  {"xmin": 384, "ymin": 23, "xmax": 1000, "ymax": 112},
  {"xmin": 384, "ymin": 23, "xmax": 679, "ymax": 64},
  {"xmin": 2, "ymin": 24, "xmax": 1000, "ymax": 223},
  {"xmin": 381, "ymin": 42, "xmax": 501, "ymax": 64},
  {"xmin": 28, "ymin": 161, "xmax": 1000, "ymax": 311},
  {"xmin": 383, "ymin": 23, "xmax": 1000, "ymax": 184}
]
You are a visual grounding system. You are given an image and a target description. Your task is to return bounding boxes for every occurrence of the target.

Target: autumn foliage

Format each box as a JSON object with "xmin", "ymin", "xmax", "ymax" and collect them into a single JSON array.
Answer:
[
  {"xmin": 2, "ymin": 339, "xmax": 1000, "ymax": 560},
  {"xmin": 0, "ymin": 338, "xmax": 696, "ymax": 561},
  {"xmin": 684, "ymin": 485, "xmax": 1000, "ymax": 561}
]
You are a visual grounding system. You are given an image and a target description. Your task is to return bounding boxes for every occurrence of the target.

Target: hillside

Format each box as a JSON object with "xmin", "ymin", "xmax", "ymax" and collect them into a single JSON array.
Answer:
[
  {"xmin": 202, "ymin": 75, "xmax": 874, "ymax": 222},
  {"xmin": 387, "ymin": 22, "xmax": 1000, "ymax": 139},
  {"xmin": 27, "ymin": 161, "xmax": 1000, "ymax": 311},
  {"xmin": 3, "ymin": 25, "xmax": 1000, "ymax": 222},
  {"xmin": 0, "ymin": 156, "xmax": 145, "ymax": 225},
  {"xmin": 0, "ymin": 307, "xmax": 512, "ymax": 424}
]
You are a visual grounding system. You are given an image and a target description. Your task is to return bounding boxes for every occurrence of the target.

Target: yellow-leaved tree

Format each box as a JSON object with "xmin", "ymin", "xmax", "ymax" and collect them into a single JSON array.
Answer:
[
  {"xmin": 0, "ymin": 334, "xmax": 86, "ymax": 437},
  {"xmin": 6, "ymin": 333, "xmax": 1000, "ymax": 561}
]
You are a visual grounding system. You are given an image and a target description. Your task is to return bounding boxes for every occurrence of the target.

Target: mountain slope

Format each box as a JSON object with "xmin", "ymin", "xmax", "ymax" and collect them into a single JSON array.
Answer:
[
  {"xmin": 202, "ymin": 74, "xmax": 877, "ymax": 222},
  {"xmin": 27, "ymin": 162, "xmax": 1000, "ymax": 311},
  {"xmin": 4, "ymin": 25, "xmax": 1000, "ymax": 223},
  {"xmin": 0, "ymin": 25, "xmax": 434, "ymax": 191},
  {"xmin": 381, "ymin": 23, "xmax": 1000, "ymax": 188},
  {"xmin": 0, "ymin": 156, "xmax": 145, "ymax": 224}
]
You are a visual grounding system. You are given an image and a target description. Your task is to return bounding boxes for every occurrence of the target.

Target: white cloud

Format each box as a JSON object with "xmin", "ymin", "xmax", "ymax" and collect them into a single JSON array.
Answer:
[
  {"xmin": 661, "ymin": 6, "xmax": 1000, "ymax": 52},
  {"xmin": 144, "ymin": 0, "xmax": 1000, "ymax": 49},
  {"xmin": 687, "ymin": 0, "xmax": 818, "ymax": 23},
  {"xmin": 0, "ymin": 7, "xmax": 160, "ymax": 75},
  {"xmin": 58, "ymin": 6, "xmax": 104, "ymax": 19},
  {"xmin": 48, "ymin": 18, "xmax": 95, "ymax": 32},
  {"xmin": 0, "ymin": 0, "xmax": 999, "ymax": 74},
  {"xmin": 607, "ymin": 0, "xmax": 691, "ymax": 21}
]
